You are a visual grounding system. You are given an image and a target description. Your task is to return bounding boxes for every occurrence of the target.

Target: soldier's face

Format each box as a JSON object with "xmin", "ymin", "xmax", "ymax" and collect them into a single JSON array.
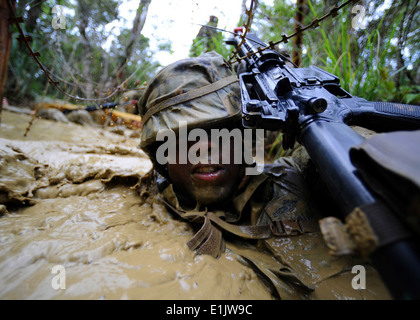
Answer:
[{"xmin": 166, "ymin": 136, "xmax": 245, "ymax": 206}]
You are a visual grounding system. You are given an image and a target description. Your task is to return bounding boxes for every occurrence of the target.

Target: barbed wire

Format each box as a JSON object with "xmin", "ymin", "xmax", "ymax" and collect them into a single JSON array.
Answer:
[
  {"xmin": 6, "ymin": 0, "xmax": 358, "ymax": 104},
  {"xmin": 51, "ymin": 32, "xmax": 105, "ymax": 89},
  {"xmin": 229, "ymin": 0, "xmax": 360, "ymax": 64},
  {"xmin": 6, "ymin": 0, "xmax": 143, "ymax": 103},
  {"xmin": 227, "ymin": 0, "xmax": 255, "ymax": 64}
]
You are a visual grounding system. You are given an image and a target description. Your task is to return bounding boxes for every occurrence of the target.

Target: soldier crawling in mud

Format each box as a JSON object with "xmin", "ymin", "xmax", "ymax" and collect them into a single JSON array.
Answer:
[{"xmin": 137, "ymin": 51, "xmax": 391, "ymax": 299}]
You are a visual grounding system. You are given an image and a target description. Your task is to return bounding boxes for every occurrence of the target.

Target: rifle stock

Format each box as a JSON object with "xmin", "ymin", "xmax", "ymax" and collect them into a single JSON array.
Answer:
[{"xmin": 227, "ymin": 31, "xmax": 420, "ymax": 299}]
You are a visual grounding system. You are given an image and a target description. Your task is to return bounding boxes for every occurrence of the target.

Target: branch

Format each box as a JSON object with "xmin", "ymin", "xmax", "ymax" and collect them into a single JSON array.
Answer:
[{"xmin": 116, "ymin": 0, "xmax": 151, "ymax": 76}]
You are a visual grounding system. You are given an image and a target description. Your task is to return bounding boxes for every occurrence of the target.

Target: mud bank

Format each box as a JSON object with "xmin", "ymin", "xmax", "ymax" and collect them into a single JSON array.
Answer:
[{"xmin": 0, "ymin": 110, "xmax": 273, "ymax": 300}]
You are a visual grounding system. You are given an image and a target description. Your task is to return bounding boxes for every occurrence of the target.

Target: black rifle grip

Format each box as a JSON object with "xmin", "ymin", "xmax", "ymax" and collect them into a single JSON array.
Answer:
[
  {"xmin": 348, "ymin": 101, "xmax": 420, "ymax": 132},
  {"xmin": 373, "ymin": 102, "xmax": 420, "ymax": 118}
]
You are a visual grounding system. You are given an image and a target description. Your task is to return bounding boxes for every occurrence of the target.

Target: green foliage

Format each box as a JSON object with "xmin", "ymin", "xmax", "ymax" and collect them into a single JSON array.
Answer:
[
  {"xmin": 304, "ymin": 2, "xmax": 404, "ymax": 102},
  {"xmin": 6, "ymin": 0, "xmax": 164, "ymax": 106},
  {"xmin": 6, "ymin": 0, "xmax": 418, "ymax": 114},
  {"xmin": 189, "ymin": 30, "xmax": 232, "ymax": 59},
  {"xmin": 254, "ymin": 0, "xmax": 419, "ymax": 105}
]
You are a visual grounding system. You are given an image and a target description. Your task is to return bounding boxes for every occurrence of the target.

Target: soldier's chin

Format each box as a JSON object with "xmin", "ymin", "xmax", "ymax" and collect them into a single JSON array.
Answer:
[{"xmin": 192, "ymin": 187, "xmax": 232, "ymax": 206}]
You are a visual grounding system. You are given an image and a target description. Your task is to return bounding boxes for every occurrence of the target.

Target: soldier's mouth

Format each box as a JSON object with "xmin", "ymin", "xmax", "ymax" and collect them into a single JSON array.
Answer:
[{"xmin": 191, "ymin": 164, "xmax": 224, "ymax": 181}]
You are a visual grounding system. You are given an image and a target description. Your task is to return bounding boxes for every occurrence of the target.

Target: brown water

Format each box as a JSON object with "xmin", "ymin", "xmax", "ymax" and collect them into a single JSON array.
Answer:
[{"xmin": 0, "ymin": 111, "xmax": 273, "ymax": 299}]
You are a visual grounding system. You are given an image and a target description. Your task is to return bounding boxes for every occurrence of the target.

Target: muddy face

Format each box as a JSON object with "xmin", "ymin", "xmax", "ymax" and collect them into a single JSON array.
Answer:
[{"xmin": 167, "ymin": 137, "xmax": 245, "ymax": 207}]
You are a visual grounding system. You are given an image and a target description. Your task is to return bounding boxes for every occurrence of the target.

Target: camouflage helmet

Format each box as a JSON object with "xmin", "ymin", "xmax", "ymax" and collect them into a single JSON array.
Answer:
[{"xmin": 138, "ymin": 51, "xmax": 242, "ymax": 152}]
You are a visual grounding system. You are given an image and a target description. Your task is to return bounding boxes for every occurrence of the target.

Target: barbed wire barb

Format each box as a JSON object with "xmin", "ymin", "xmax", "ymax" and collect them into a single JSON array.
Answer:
[
  {"xmin": 229, "ymin": 0, "xmax": 360, "ymax": 64},
  {"xmin": 5, "ymin": 0, "xmax": 142, "ymax": 103}
]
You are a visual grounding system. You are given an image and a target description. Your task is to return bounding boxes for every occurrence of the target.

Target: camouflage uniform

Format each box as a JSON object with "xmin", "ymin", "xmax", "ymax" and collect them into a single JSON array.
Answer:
[{"xmin": 138, "ymin": 52, "xmax": 391, "ymax": 299}]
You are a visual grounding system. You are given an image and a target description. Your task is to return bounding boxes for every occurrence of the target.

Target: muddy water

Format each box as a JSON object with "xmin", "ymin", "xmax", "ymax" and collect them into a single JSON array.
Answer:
[{"xmin": 0, "ymin": 111, "xmax": 272, "ymax": 299}]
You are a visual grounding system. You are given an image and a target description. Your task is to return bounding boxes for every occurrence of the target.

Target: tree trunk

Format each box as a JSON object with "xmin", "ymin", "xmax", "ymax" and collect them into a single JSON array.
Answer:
[
  {"xmin": 115, "ymin": 0, "xmax": 151, "ymax": 83},
  {"xmin": 190, "ymin": 15, "xmax": 219, "ymax": 57},
  {"xmin": 0, "ymin": 0, "xmax": 14, "ymax": 123},
  {"xmin": 77, "ymin": 0, "xmax": 94, "ymax": 98},
  {"xmin": 292, "ymin": 0, "xmax": 307, "ymax": 67}
]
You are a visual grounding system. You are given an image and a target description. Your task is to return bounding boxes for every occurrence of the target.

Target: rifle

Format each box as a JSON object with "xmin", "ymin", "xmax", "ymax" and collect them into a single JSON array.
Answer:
[
  {"xmin": 227, "ymin": 30, "xmax": 420, "ymax": 299},
  {"xmin": 61, "ymin": 101, "xmax": 138, "ymax": 114}
]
